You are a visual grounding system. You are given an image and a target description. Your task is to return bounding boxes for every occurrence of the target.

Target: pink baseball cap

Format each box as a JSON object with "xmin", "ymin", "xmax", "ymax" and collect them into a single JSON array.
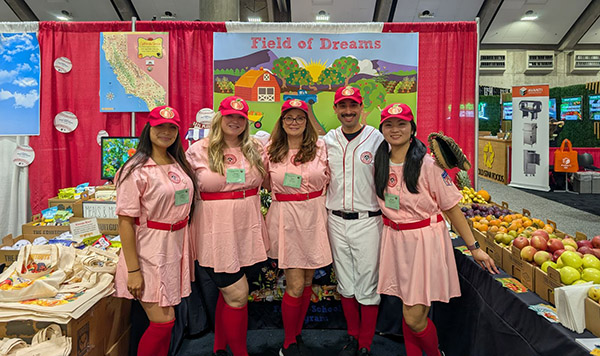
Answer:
[
  {"xmin": 219, "ymin": 96, "xmax": 249, "ymax": 119},
  {"xmin": 334, "ymin": 86, "xmax": 363, "ymax": 105},
  {"xmin": 380, "ymin": 103, "xmax": 414, "ymax": 124},
  {"xmin": 281, "ymin": 98, "xmax": 309, "ymax": 115},
  {"xmin": 148, "ymin": 105, "xmax": 180, "ymax": 128}
]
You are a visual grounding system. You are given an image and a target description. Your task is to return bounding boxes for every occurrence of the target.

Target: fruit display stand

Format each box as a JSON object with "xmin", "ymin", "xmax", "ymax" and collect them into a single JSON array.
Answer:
[
  {"xmin": 534, "ymin": 264, "xmax": 564, "ymax": 305},
  {"xmin": 585, "ymin": 297, "xmax": 600, "ymax": 337}
]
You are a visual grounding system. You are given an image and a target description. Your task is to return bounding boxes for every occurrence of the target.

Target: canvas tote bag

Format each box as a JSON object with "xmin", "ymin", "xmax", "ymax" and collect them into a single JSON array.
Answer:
[
  {"xmin": 554, "ymin": 139, "xmax": 579, "ymax": 173},
  {"xmin": 14, "ymin": 324, "xmax": 71, "ymax": 356}
]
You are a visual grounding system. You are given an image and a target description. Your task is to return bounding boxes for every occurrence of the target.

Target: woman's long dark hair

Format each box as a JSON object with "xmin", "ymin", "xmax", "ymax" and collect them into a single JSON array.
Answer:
[
  {"xmin": 268, "ymin": 110, "xmax": 319, "ymax": 164},
  {"xmin": 374, "ymin": 120, "xmax": 427, "ymax": 199},
  {"xmin": 116, "ymin": 123, "xmax": 198, "ymax": 221}
]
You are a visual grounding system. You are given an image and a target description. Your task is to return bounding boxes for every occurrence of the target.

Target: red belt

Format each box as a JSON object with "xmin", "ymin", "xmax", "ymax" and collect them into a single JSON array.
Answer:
[
  {"xmin": 274, "ymin": 190, "xmax": 322, "ymax": 201},
  {"xmin": 135, "ymin": 216, "xmax": 189, "ymax": 232},
  {"xmin": 200, "ymin": 187, "xmax": 259, "ymax": 200},
  {"xmin": 382, "ymin": 214, "xmax": 443, "ymax": 231}
]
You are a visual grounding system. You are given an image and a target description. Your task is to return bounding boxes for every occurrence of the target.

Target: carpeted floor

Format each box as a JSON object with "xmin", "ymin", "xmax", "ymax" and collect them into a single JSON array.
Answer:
[{"xmin": 514, "ymin": 186, "xmax": 600, "ymax": 217}]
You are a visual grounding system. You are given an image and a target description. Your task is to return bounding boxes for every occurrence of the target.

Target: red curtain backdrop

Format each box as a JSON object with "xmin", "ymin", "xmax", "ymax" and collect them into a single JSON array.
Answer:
[
  {"xmin": 30, "ymin": 21, "xmax": 474, "ymax": 214},
  {"xmin": 31, "ymin": 21, "xmax": 225, "ymax": 214},
  {"xmin": 384, "ymin": 22, "xmax": 477, "ymax": 181}
]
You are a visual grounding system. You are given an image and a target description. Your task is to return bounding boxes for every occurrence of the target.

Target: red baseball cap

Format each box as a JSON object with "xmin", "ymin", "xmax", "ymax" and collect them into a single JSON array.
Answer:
[
  {"xmin": 380, "ymin": 103, "xmax": 414, "ymax": 124},
  {"xmin": 334, "ymin": 86, "xmax": 362, "ymax": 105},
  {"xmin": 219, "ymin": 96, "xmax": 249, "ymax": 119},
  {"xmin": 148, "ymin": 105, "xmax": 180, "ymax": 128},
  {"xmin": 281, "ymin": 98, "xmax": 309, "ymax": 115}
]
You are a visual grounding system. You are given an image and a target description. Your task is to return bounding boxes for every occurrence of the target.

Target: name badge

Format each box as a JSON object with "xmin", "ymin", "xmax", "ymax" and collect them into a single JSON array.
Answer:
[
  {"xmin": 283, "ymin": 173, "xmax": 302, "ymax": 188},
  {"xmin": 384, "ymin": 193, "xmax": 400, "ymax": 210},
  {"xmin": 175, "ymin": 189, "xmax": 189, "ymax": 206},
  {"xmin": 226, "ymin": 168, "xmax": 246, "ymax": 184}
]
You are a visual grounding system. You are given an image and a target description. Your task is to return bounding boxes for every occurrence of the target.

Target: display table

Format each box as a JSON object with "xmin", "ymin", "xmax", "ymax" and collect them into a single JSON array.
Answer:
[{"xmin": 478, "ymin": 136, "xmax": 512, "ymax": 184}]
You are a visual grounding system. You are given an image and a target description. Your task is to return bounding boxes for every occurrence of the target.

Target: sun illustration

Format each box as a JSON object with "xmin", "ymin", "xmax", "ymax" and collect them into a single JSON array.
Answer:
[{"xmin": 300, "ymin": 59, "xmax": 327, "ymax": 81}]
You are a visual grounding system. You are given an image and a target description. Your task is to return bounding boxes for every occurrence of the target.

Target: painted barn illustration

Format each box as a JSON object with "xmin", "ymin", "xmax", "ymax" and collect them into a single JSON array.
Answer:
[{"xmin": 235, "ymin": 68, "xmax": 281, "ymax": 102}]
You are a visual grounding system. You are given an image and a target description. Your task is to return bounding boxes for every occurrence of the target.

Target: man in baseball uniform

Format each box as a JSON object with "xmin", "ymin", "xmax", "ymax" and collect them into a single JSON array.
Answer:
[{"xmin": 324, "ymin": 86, "xmax": 384, "ymax": 356}]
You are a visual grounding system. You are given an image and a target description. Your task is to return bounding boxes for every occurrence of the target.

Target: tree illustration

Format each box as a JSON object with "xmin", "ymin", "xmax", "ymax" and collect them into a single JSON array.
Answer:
[
  {"xmin": 331, "ymin": 57, "xmax": 360, "ymax": 86},
  {"xmin": 272, "ymin": 57, "xmax": 300, "ymax": 90},
  {"xmin": 317, "ymin": 67, "xmax": 344, "ymax": 90},
  {"xmin": 354, "ymin": 79, "xmax": 387, "ymax": 124},
  {"xmin": 287, "ymin": 68, "xmax": 312, "ymax": 90}
]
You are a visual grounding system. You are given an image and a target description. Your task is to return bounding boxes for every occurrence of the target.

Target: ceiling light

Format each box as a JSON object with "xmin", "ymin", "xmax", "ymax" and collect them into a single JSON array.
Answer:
[
  {"xmin": 316, "ymin": 10, "xmax": 329, "ymax": 22},
  {"xmin": 248, "ymin": 16, "xmax": 262, "ymax": 22},
  {"xmin": 418, "ymin": 10, "xmax": 435, "ymax": 19},
  {"xmin": 521, "ymin": 10, "xmax": 538, "ymax": 21},
  {"xmin": 57, "ymin": 9, "xmax": 72, "ymax": 21}
]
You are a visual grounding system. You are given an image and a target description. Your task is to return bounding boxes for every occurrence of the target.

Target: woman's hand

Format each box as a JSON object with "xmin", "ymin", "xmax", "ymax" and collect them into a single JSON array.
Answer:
[
  {"xmin": 471, "ymin": 249, "xmax": 499, "ymax": 274},
  {"xmin": 127, "ymin": 270, "xmax": 144, "ymax": 299}
]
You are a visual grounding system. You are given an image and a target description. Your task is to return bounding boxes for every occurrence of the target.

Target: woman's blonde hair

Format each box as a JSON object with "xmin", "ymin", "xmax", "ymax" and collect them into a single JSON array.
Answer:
[{"xmin": 208, "ymin": 111, "xmax": 266, "ymax": 177}]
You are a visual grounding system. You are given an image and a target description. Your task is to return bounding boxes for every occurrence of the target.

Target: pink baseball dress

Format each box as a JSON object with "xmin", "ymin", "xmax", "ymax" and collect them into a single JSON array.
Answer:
[
  {"xmin": 186, "ymin": 138, "xmax": 268, "ymax": 273},
  {"xmin": 114, "ymin": 159, "xmax": 194, "ymax": 307},
  {"xmin": 265, "ymin": 139, "xmax": 332, "ymax": 269},
  {"xmin": 377, "ymin": 155, "xmax": 462, "ymax": 306}
]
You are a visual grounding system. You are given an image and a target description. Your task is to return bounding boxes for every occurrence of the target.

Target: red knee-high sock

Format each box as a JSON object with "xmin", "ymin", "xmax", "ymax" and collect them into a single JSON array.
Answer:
[
  {"xmin": 222, "ymin": 302, "xmax": 249, "ymax": 356},
  {"xmin": 137, "ymin": 319, "xmax": 174, "ymax": 356},
  {"xmin": 358, "ymin": 304, "xmax": 378, "ymax": 350},
  {"xmin": 402, "ymin": 318, "xmax": 423, "ymax": 356},
  {"xmin": 213, "ymin": 292, "xmax": 227, "ymax": 353},
  {"xmin": 340, "ymin": 296, "xmax": 360, "ymax": 339},
  {"xmin": 282, "ymin": 292, "xmax": 303, "ymax": 348},
  {"xmin": 295, "ymin": 285, "xmax": 312, "ymax": 336},
  {"xmin": 412, "ymin": 318, "xmax": 441, "ymax": 356}
]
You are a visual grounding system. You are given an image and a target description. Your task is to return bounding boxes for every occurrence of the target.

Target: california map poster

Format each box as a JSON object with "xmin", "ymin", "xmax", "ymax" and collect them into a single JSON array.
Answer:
[
  {"xmin": 213, "ymin": 32, "xmax": 418, "ymax": 134},
  {"xmin": 100, "ymin": 32, "xmax": 168, "ymax": 112}
]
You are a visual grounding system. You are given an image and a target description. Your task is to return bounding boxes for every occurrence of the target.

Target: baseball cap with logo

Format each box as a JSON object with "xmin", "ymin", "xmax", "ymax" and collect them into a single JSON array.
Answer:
[
  {"xmin": 281, "ymin": 98, "xmax": 309, "ymax": 115},
  {"xmin": 380, "ymin": 103, "xmax": 414, "ymax": 125},
  {"xmin": 219, "ymin": 96, "xmax": 249, "ymax": 119},
  {"xmin": 334, "ymin": 86, "xmax": 363, "ymax": 105},
  {"xmin": 148, "ymin": 105, "xmax": 181, "ymax": 128}
]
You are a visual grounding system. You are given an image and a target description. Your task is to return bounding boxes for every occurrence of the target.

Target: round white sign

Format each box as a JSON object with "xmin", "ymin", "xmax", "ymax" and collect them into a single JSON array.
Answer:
[
  {"xmin": 54, "ymin": 111, "xmax": 79, "ymax": 133},
  {"xmin": 12, "ymin": 145, "xmax": 35, "ymax": 167},
  {"xmin": 97, "ymin": 130, "xmax": 109, "ymax": 146},
  {"xmin": 53, "ymin": 57, "xmax": 72, "ymax": 73},
  {"xmin": 196, "ymin": 108, "xmax": 215, "ymax": 123}
]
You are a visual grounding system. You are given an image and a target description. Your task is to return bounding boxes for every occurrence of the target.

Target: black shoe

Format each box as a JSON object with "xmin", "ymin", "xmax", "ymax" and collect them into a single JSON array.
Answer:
[
  {"xmin": 296, "ymin": 335, "xmax": 312, "ymax": 356},
  {"xmin": 213, "ymin": 351, "xmax": 228, "ymax": 356},
  {"xmin": 337, "ymin": 335, "xmax": 358, "ymax": 356},
  {"xmin": 280, "ymin": 343, "xmax": 302, "ymax": 356},
  {"xmin": 358, "ymin": 348, "xmax": 372, "ymax": 356}
]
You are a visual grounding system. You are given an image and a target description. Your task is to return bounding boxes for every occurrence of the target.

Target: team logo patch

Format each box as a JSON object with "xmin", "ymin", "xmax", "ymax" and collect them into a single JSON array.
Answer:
[
  {"xmin": 159, "ymin": 107, "xmax": 175, "ymax": 119},
  {"xmin": 168, "ymin": 171, "xmax": 181, "ymax": 184},
  {"xmin": 224, "ymin": 154, "xmax": 237, "ymax": 164},
  {"xmin": 388, "ymin": 104, "xmax": 403, "ymax": 115},
  {"xmin": 341, "ymin": 86, "xmax": 355, "ymax": 96},
  {"xmin": 441, "ymin": 171, "xmax": 453, "ymax": 186},
  {"xmin": 290, "ymin": 99, "xmax": 303, "ymax": 107},
  {"xmin": 230, "ymin": 98, "xmax": 245, "ymax": 110},
  {"xmin": 360, "ymin": 151, "xmax": 373, "ymax": 164},
  {"xmin": 388, "ymin": 172, "xmax": 398, "ymax": 187}
]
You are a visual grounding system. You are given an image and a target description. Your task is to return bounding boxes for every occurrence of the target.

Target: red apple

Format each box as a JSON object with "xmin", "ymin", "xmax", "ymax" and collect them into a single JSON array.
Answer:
[
  {"xmin": 531, "ymin": 229, "xmax": 549, "ymax": 242},
  {"xmin": 592, "ymin": 236, "xmax": 600, "ymax": 249},
  {"xmin": 513, "ymin": 236, "xmax": 530, "ymax": 250},
  {"xmin": 562, "ymin": 237, "xmax": 578, "ymax": 250},
  {"xmin": 578, "ymin": 240, "xmax": 593, "ymax": 249},
  {"xmin": 534, "ymin": 250, "xmax": 552, "ymax": 266},
  {"xmin": 592, "ymin": 248, "xmax": 600, "ymax": 259},
  {"xmin": 547, "ymin": 238, "xmax": 565, "ymax": 253},
  {"xmin": 553, "ymin": 249, "xmax": 565, "ymax": 262},
  {"xmin": 521, "ymin": 246, "xmax": 537, "ymax": 262},
  {"xmin": 531, "ymin": 235, "xmax": 548, "ymax": 251},
  {"xmin": 579, "ymin": 246, "xmax": 594, "ymax": 256}
]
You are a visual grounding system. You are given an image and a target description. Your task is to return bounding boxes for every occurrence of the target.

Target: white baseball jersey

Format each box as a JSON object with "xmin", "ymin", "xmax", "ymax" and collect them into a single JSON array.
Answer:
[{"xmin": 324, "ymin": 125, "xmax": 384, "ymax": 212}]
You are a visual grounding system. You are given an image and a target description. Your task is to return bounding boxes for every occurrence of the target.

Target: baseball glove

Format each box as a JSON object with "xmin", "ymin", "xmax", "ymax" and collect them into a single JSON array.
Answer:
[{"xmin": 428, "ymin": 132, "xmax": 471, "ymax": 171}]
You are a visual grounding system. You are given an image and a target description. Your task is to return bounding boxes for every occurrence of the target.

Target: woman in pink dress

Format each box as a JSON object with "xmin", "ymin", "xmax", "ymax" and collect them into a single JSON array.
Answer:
[
  {"xmin": 114, "ymin": 105, "xmax": 196, "ymax": 356},
  {"xmin": 373, "ymin": 103, "xmax": 498, "ymax": 356},
  {"xmin": 265, "ymin": 99, "xmax": 331, "ymax": 356},
  {"xmin": 186, "ymin": 96, "xmax": 268, "ymax": 356}
]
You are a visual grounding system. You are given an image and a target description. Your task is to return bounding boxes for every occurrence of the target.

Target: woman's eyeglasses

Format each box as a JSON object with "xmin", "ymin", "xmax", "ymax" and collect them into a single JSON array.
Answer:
[{"xmin": 283, "ymin": 116, "xmax": 307, "ymax": 124}]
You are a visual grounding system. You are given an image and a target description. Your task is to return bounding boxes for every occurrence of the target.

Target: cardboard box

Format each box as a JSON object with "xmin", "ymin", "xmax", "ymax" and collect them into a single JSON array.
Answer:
[
  {"xmin": 585, "ymin": 297, "xmax": 600, "ymax": 337},
  {"xmin": 0, "ymin": 235, "xmax": 38, "ymax": 267},
  {"xmin": 21, "ymin": 220, "xmax": 72, "ymax": 239},
  {"xmin": 0, "ymin": 296, "xmax": 130, "ymax": 356},
  {"xmin": 105, "ymin": 327, "xmax": 130, "ymax": 356},
  {"xmin": 483, "ymin": 231, "xmax": 503, "ymax": 267},
  {"xmin": 501, "ymin": 245, "xmax": 535, "ymax": 291},
  {"xmin": 534, "ymin": 266, "xmax": 563, "ymax": 305},
  {"xmin": 83, "ymin": 201, "xmax": 117, "ymax": 219}
]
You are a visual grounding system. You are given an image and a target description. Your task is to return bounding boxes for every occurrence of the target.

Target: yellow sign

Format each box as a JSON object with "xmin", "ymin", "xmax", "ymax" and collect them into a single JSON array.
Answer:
[
  {"xmin": 483, "ymin": 142, "xmax": 495, "ymax": 168},
  {"xmin": 137, "ymin": 37, "xmax": 164, "ymax": 59}
]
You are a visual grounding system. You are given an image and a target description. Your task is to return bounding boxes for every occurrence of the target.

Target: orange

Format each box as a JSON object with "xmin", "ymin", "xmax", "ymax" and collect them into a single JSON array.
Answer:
[
  {"xmin": 478, "ymin": 224, "xmax": 489, "ymax": 232},
  {"xmin": 477, "ymin": 189, "xmax": 491, "ymax": 202},
  {"xmin": 488, "ymin": 226, "xmax": 499, "ymax": 233},
  {"xmin": 543, "ymin": 225, "xmax": 554, "ymax": 234}
]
